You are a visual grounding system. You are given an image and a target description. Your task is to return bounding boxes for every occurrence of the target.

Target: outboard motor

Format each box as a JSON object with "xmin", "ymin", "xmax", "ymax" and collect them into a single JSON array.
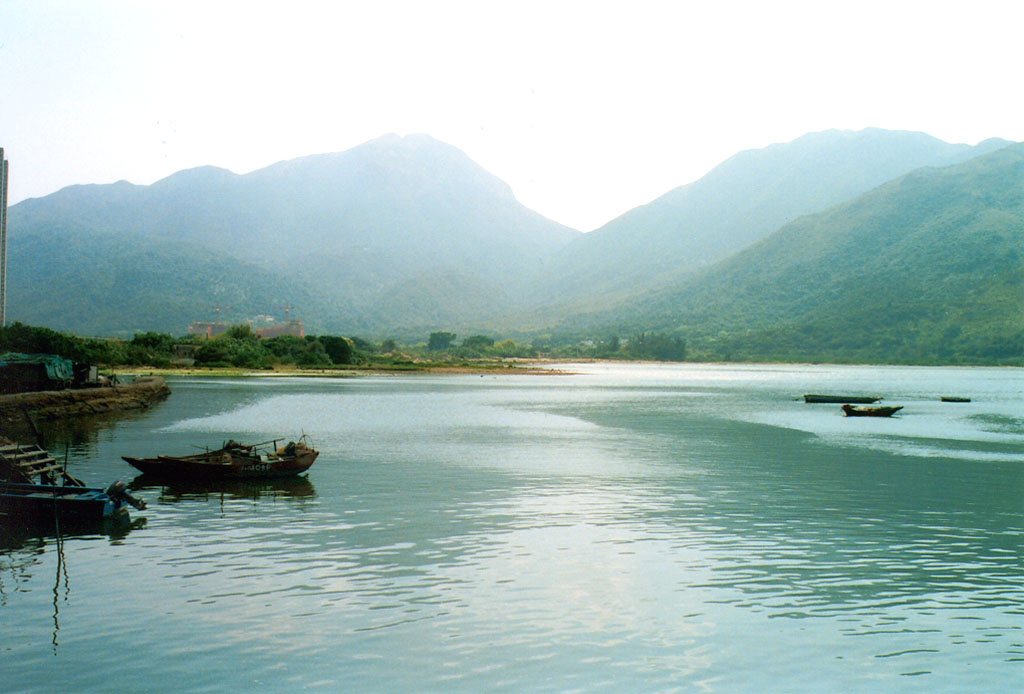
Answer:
[{"xmin": 106, "ymin": 480, "xmax": 147, "ymax": 510}]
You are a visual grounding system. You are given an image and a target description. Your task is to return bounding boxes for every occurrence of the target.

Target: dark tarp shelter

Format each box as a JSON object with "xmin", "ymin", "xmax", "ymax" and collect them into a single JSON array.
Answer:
[{"xmin": 0, "ymin": 353, "xmax": 75, "ymax": 394}]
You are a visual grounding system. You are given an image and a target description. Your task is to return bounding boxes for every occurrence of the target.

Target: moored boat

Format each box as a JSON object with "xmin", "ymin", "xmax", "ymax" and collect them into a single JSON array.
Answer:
[
  {"xmin": 1, "ymin": 442, "xmax": 145, "ymax": 528},
  {"xmin": 123, "ymin": 436, "xmax": 319, "ymax": 480},
  {"xmin": 805, "ymin": 394, "xmax": 881, "ymax": 404},
  {"xmin": 1, "ymin": 480, "xmax": 145, "ymax": 527},
  {"xmin": 841, "ymin": 404, "xmax": 903, "ymax": 417},
  {"xmin": 940, "ymin": 396, "xmax": 971, "ymax": 403}
]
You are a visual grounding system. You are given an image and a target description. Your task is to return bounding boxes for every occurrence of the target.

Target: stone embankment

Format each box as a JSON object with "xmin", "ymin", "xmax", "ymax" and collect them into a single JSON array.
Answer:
[{"xmin": 0, "ymin": 376, "xmax": 170, "ymax": 427}]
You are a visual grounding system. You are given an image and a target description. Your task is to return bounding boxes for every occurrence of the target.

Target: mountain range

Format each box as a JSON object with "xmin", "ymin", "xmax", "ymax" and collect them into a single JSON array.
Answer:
[
  {"xmin": 6, "ymin": 129, "xmax": 1022, "ymax": 364},
  {"xmin": 527, "ymin": 128, "xmax": 1010, "ymax": 314},
  {"xmin": 561, "ymin": 142, "xmax": 1024, "ymax": 364}
]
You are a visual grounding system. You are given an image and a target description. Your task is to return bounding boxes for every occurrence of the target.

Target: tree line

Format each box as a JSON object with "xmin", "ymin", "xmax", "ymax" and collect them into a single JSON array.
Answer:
[
  {"xmin": 0, "ymin": 322, "xmax": 369, "ymax": 369},
  {"xmin": 0, "ymin": 322, "xmax": 690, "ymax": 368}
]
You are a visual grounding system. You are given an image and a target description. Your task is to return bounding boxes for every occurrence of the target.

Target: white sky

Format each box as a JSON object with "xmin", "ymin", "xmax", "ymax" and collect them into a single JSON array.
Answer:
[{"xmin": 2, "ymin": 0, "xmax": 1023, "ymax": 231}]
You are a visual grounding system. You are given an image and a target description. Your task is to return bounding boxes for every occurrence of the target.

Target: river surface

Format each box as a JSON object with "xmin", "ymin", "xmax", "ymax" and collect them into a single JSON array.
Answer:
[{"xmin": 2, "ymin": 363, "xmax": 1023, "ymax": 692}]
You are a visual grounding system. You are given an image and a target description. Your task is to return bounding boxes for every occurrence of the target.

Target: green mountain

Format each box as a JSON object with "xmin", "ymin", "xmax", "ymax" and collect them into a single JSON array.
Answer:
[
  {"xmin": 575, "ymin": 143, "xmax": 1024, "ymax": 364},
  {"xmin": 528, "ymin": 129, "xmax": 1011, "ymax": 316},
  {"xmin": 7, "ymin": 129, "xmax": 1020, "ymax": 365},
  {"xmin": 7, "ymin": 229, "xmax": 329, "ymax": 337},
  {"xmin": 8, "ymin": 134, "xmax": 580, "ymax": 335}
]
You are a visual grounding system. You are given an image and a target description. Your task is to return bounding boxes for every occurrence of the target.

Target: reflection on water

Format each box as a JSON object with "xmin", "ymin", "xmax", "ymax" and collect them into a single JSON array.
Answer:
[
  {"xmin": 1, "ymin": 364, "xmax": 1022, "ymax": 693},
  {"xmin": 131, "ymin": 474, "xmax": 317, "ymax": 502},
  {"xmin": 50, "ymin": 528, "xmax": 69, "ymax": 653},
  {"xmin": 1, "ymin": 519, "xmax": 147, "ymax": 657},
  {"xmin": 8, "ymin": 406, "xmax": 164, "ymax": 456},
  {"xmin": 0, "ymin": 519, "xmax": 146, "ymax": 553}
]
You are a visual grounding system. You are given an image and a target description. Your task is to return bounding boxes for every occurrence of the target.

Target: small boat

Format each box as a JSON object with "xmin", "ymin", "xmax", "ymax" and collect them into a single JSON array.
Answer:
[
  {"xmin": 940, "ymin": 396, "xmax": 971, "ymax": 403},
  {"xmin": 123, "ymin": 437, "xmax": 319, "ymax": 480},
  {"xmin": 841, "ymin": 404, "xmax": 903, "ymax": 417},
  {"xmin": 1, "ymin": 442, "xmax": 145, "ymax": 528},
  {"xmin": 1, "ymin": 480, "xmax": 145, "ymax": 527},
  {"xmin": 805, "ymin": 394, "xmax": 881, "ymax": 404}
]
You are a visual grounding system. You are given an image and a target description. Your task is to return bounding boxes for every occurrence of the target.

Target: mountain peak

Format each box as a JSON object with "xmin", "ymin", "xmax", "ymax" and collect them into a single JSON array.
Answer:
[
  {"xmin": 152, "ymin": 165, "xmax": 238, "ymax": 190},
  {"xmin": 8, "ymin": 132, "xmax": 578, "ymax": 335}
]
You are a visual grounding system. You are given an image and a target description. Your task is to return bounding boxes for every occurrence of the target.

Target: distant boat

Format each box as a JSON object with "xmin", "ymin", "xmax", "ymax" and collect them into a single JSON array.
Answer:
[
  {"xmin": 804, "ymin": 394, "xmax": 881, "ymax": 404},
  {"xmin": 940, "ymin": 396, "xmax": 971, "ymax": 403},
  {"xmin": 841, "ymin": 404, "xmax": 903, "ymax": 417},
  {"xmin": 123, "ymin": 437, "xmax": 319, "ymax": 480}
]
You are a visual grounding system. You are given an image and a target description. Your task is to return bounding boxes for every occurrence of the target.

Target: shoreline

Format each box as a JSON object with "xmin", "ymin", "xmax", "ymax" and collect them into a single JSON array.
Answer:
[
  {"xmin": 110, "ymin": 359, "xmax": 1022, "ymax": 380},
  {"xmin": 0, "ymin": 376, "xmax": 171, "ymax": 427},
  {"xmin": 114, "ymin": 359, "xmax": 576, "ymax": 378}
]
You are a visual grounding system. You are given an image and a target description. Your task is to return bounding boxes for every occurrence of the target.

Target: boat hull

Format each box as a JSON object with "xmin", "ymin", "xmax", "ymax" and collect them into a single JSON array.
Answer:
[
  {"xmin": 0, "ymin": 482, "xmax": 130, "ymax": 527},
  {"xmin": 123, "ymin": 448, "xmax": 318, "ymax": 480},
  {"xmin": 805, "ymin": 394, "xmax": 881, "ymax": 404},
  {"xmin": 841, "ymin": 404, "xmax": 903, "ymax": 417}
]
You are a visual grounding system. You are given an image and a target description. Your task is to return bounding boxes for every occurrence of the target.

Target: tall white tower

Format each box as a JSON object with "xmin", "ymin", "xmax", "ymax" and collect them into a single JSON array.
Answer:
[{"xmin": 0, "ymin": 147, "xmax": 7, "ymax": 327}]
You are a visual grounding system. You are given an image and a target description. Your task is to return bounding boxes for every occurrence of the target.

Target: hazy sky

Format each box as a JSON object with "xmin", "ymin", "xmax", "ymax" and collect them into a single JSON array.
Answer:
[{"xmin": 2, "ymin": 0, "xmax": 1023, "ymax": 231}]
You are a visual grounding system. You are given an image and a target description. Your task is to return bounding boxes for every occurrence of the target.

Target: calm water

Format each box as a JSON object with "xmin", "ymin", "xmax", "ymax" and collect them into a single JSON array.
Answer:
[{"xmin": 2, "ymin": 363, "xmax": 1023, "ymax": 693}]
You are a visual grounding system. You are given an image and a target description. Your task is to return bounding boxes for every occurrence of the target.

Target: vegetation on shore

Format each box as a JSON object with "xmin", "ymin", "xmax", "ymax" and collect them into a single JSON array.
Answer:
[
  {"xmin": 4, "ymin": 317, "xmax": 1019, "ymax": 371},
  {"xmin": 0, "ymin": 323, "xmax": 687, "ymax": 373}
]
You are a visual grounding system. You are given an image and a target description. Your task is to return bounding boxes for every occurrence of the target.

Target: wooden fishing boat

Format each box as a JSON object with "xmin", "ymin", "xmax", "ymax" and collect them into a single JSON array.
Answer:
[
  {"xmin": 804, "ymin": 394, "xmax": 881, "ymax": 404},
  {"xmin": 1, "ymin": 442, "xmax": 145, "ymax": 528},
  {"xmin": 841, "ymin": 404, "xmax": 903, "ymax": 417},
  {"xmin": 940, "ymin": 396, "xmax": 971, "ymax": 403},
  {"xmin": 123, "ymin": 437, "xmax": 319, "ymax": 480}
]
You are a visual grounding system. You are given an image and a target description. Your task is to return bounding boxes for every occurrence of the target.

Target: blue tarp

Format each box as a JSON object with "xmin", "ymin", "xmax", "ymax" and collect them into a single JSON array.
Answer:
[{"xmin": 0, "ymin": 352, "xmax": 75, "ymax": 382}]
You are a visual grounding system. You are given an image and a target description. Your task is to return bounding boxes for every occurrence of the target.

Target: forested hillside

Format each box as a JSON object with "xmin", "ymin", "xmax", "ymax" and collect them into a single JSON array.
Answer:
[
  {"xmin": 525, "ymin": 129, "xmax": 1010, "ymax": 315},
  {"xmin": 578, "ymin": 143, "xmax": 1024, "ymax": 364},
  {"xmin": 8, "ymin": 134, "xmax": 578, "ymax": 336}
]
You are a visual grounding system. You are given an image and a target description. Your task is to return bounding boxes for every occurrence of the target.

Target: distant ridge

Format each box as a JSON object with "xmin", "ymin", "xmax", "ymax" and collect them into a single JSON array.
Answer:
[
  {"xmin": 569, "ymin": 142, "xmax": 1024, "ymax": 364},
  {"xmin": 527, "ymin": 128, "xmax": 1011, "ymax": 315}
]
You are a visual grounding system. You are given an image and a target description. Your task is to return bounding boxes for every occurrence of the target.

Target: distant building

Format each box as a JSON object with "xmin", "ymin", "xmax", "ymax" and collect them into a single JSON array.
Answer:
[
  {"xmin": 172, "ymin": 343, "xmax": 197, "ymax": 366},
  {"xmin": 187, "ymin": 314, "xmax": 305, "ymax": 339},
  {"xmin": 255, "ymin": 319, "xmax": 305, "ymax": 339},
  {"xmin": 188, "ymin": 321, "xmax": 231, "ymax": 338}
]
